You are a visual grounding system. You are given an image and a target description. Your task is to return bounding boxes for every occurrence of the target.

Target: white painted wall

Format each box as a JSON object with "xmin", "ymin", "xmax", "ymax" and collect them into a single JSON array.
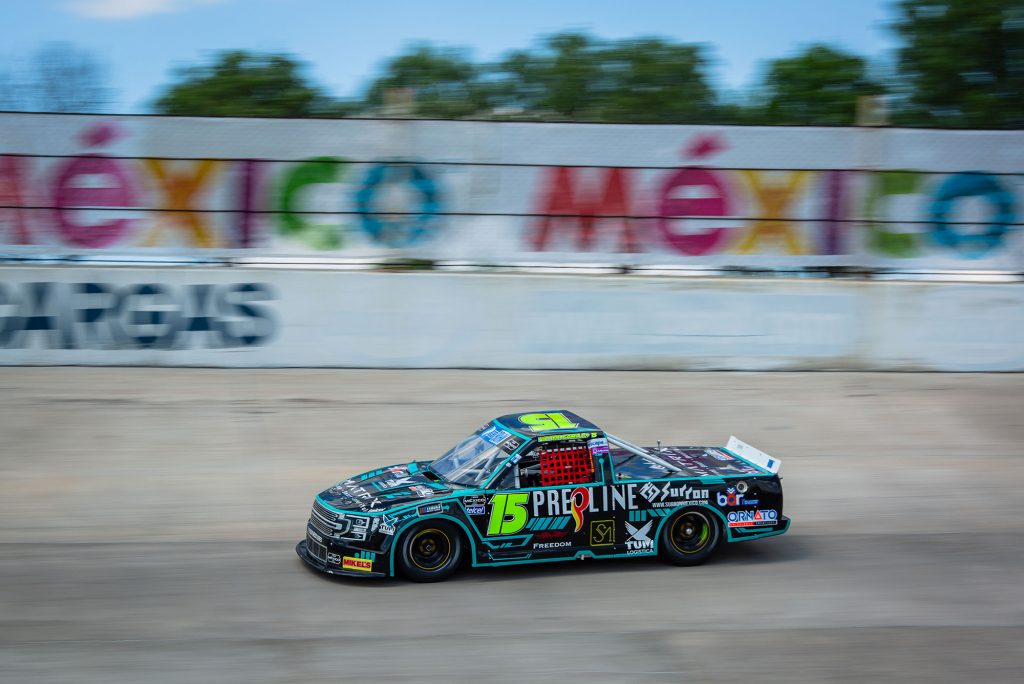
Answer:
[{"xmin": 2, "ymin": 265, "xmax": 1021, "ymax": 370}]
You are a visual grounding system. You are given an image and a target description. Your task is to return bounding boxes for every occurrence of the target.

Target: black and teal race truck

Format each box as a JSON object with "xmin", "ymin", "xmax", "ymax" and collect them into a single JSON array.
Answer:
[{"xmin": 296, "ymin": 410, "xmax": 789, "ymax": 582}]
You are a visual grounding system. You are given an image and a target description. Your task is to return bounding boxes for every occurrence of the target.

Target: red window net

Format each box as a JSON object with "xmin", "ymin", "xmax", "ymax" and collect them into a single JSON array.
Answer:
[{"xmin": 538, "ymin": 445, "xmax": 594, "ymax": 486}]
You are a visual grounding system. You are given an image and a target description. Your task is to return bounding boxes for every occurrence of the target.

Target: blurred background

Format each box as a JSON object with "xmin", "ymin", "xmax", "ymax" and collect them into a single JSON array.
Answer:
[{"xmin": 1, "ymin": 1, "xmax": 1023, "ymax": 682}]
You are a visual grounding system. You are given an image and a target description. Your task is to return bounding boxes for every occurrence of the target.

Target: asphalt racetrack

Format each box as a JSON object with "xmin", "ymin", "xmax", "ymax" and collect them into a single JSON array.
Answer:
[{"xmin": 2, "ymin": 369, "xmax": 1023, "ymax": 683}]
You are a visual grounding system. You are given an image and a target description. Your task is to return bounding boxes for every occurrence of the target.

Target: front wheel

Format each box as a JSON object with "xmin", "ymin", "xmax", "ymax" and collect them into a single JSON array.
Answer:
[
  {"xmin": 660, "ymin": 508, "xmax": 721, "ymax": 566},
  {"xmin": 396, "ymin": 522, "xmax": 463, "ymax": 582}
]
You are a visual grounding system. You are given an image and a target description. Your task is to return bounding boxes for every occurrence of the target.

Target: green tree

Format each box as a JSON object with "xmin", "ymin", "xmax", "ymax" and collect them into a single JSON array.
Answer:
[
  {"xmin": 363, "ymin": 45, "xmax": 485, "ymax": 118},
  {"xmin": 892, "ymin": 0, "xmax": 1024, "ymax": 128},
  {"xmin": 490, "ymin": 32, "xmax": 716, "ymax": 122},
  {"xmin": 153, "ymin": 51, "xmax": 339, "ymax": 118},
  {"xmin": 755, "ymin": 44, "xmax": 885, "ymax": 125},
  {"xmin": 592, "ymin": 38, "xmax": 716, "ymax": 123}
]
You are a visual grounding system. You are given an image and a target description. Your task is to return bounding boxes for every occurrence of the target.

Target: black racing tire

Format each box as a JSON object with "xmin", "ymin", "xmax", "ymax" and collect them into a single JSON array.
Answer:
[
  {"xmin": 660, "ymin": 508, "xmax": 721, "ymax": 566},
  {"xmin": 396, "ymin": 521, "xmax": 463, "ymax": 582}
]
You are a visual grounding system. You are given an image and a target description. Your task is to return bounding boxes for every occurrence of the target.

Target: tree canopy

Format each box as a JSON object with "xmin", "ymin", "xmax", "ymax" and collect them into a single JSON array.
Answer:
[
  {"xmin": 153, "ymin": 51, "xmax": 342, "ymax": 118},
  {"xmin": 757, "ymin": 44, "xmax": 885, "ymax": 126},
  {"xmin": 892, "ymin": 0, "xmax": 1024, "ymax": 128},
  {"xmin": 13, "ymin": 0, "xmax": 1018, "ymax": 129}
]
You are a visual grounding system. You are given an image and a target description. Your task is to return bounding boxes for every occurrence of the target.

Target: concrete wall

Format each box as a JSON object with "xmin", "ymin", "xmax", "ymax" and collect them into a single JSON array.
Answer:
[{"xmin": 2, "ymin": 265, "xmax": 1022, "ymax": 370}]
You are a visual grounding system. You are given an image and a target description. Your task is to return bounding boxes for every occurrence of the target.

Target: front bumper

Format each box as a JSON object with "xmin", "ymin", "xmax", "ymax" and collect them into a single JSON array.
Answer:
[{"xmin": 295, "ymin": 540, "xmax": 388, "ymax": 579}]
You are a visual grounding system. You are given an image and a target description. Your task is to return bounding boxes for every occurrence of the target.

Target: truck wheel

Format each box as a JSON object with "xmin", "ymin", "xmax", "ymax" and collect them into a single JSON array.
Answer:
[
  {"xmin": 396, "ymin": 522, "xmax": 463, "ymax": 582},
  {"xmin": 661, "ymin": 509, "xmax": 721, "ymax": 566}
]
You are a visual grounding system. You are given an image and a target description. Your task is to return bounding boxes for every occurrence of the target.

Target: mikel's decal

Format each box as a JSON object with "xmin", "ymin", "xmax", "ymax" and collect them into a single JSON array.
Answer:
[
  {"xmin": 342, "ymin": 556, "xmax": 373, "ymax": 572},
  {"xmin": 625, "ymin": 520, "xmax": 654, "ymax": 554},
  {"xmin": 590, "ymin": 519, "xmax": 615, "ymax": 546},
  {"xmin": 487, "ymin": 493, "xmax": 530, "ymax": 535},
  {"xmin": 727, "ymin": 509, "xmax": 778, "ymax": 527},
  {"xmin": 570, "ymin": 487, "xmax": 590, "ymax": 532}
]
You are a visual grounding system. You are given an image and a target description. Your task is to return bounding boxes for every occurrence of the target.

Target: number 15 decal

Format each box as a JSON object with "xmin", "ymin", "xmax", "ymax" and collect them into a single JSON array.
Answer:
[{"xmin": 487, "ymin": 493, "xmax": 529, "ymax": 535}]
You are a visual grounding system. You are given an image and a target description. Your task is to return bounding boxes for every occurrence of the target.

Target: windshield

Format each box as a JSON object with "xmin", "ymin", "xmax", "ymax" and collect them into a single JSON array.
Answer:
[{"xmin": 430, "ymin": 424, "xmax": 514, "ymax": 487}]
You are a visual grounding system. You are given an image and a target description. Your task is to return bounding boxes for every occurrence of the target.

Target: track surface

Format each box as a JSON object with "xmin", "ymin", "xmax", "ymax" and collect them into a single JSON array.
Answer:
[{"xmin": 2, "ymin": 369, "xmax": 1023, "ymax": 683}]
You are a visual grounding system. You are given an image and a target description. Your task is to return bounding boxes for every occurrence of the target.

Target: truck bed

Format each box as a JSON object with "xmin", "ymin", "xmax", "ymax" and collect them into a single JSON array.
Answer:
[{"xmin": 612, "ymin": 446, "xmax": 766, "ymax": 480}]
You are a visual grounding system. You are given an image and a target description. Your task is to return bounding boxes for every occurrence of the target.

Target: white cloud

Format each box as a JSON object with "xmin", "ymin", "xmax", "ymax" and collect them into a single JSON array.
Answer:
[{"xmin": 66, "ymin": 0, "xmax": 225, "ymax": 20}]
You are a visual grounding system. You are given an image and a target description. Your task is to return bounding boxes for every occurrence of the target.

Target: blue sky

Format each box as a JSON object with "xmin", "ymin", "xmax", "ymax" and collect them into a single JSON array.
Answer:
[{"xmin": 3, "ymin": 0, "xmax": 898, "ymax": 112}]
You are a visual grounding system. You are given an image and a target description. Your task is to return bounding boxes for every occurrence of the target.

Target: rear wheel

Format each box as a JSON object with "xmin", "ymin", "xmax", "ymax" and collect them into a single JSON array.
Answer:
[
  {"xmin": 660, "ymin": 508, "xmax": 721, "ymax": 566},
  {"xmin": 396, "ymin": 522, "xmax": 463, "ymax": 582}
]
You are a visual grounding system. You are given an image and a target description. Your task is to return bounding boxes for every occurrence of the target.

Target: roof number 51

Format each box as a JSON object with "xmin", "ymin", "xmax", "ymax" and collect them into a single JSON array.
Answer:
[{"xmin": 520, "ymin": 412, "xmax": 578, "ymax": 431}]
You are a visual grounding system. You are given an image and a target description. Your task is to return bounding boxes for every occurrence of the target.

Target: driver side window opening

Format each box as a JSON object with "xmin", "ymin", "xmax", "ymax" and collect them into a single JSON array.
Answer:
[{"xmin": 517, "ymin": 441, "xmax": 596, "ymax": 488}]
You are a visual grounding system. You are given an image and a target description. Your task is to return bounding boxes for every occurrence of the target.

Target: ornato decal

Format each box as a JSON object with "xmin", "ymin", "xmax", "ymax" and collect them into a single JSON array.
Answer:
[{"xmin": 726, "ymin": 509, "xmax": 778, "ymax": 528}]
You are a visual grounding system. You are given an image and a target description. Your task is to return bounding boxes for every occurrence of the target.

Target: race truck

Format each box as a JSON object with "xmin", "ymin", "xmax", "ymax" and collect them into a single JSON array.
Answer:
[{"xmin": 297, "ymin": 410, "xmax": 789, "ymax": 582}]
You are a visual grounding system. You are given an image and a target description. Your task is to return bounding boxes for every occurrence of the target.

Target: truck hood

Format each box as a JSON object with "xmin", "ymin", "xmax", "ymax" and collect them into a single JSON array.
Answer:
[{"xmin": 317, "ymin": 462, "xmax": 454, "ymax": 512}]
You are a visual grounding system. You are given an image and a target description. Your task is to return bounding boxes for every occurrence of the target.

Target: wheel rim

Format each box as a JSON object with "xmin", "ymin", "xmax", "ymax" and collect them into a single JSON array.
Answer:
[
  {"xmin": 409, "ymin": 528, "xmax": 452, "ymax": 571},
  {"xmin": 669, "ymin": 511, "xmax": 714, "ymax": 555}
]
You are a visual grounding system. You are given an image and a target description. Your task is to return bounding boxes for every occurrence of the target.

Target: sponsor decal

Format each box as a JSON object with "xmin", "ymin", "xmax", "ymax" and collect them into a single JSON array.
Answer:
[
  {"xmin": 640, "ymin": 481, "xmax": 709, "ymax": 506},
  {"xmin": 417, "ymin": 502, "xmax": 444, "ymax": 516},
  {"xmin": 378, "ymin": 477, "xmax": 413, "ymax": 490},
  {"xmin": 588, "ymin": 437, "xmax": 610, "ymax": 456},
  {"xmin": 532, "ymin": 541, "xmax": 572, "ymax": 549},
  {"xmin": 379, "ymin": 514, "xmax": 396, "ymax": 536},
  {"xmin": 499, "ymin": 436, "xmax": 523, "ymax": 453},
  {"xmin": 570, "ymin": 487, "xmax": 590, "ymax": 532},
  {"xmin": 590, "ymin": 519, "xmax": 615, "ymax": 546},
  {"xmin": 487, "ymin": 493, "xmax": 530, "ymax": 535},
  {"xmin": 480, "ymin": 426, "xmax": 512, "ymax": 446},
  {"xmin": 342, "ymin": 556, "xmax": 373, "ymax": 572},
  {"xmin": 411, "ymin": 485, "xmax": 437, "ymax": 498},
  {"xmin": 488, "ymin": 482, "xmax": 716, "ymax": 536},
  {"xmin": 538, "ymin": 431, "xmax": 596, "ymax": 442},
  {"xmin": 535, "ymin": 530, "xmax": 570, "ymax": 540},
  {"xmin": 519, "ymin": 412, "xmax": 578, "ymax": 431},
  {"xmin": 465, "ymin": 504, "xmax": 485, "ymax": 515},
  {"xmin": 716, "ymin": 487, "xmax": 758, "ymax": 507},
  {"xmin": 641, "ymin": 457, "xmax": 671, "ymax": 473},
  {"xmin": 327, "ymin": 552, "xmax": 342, "ymax": 564},
  {"xmin": 510, "ymin": 453, "xmax": 522, "ymax": 464},
  {"xmin": 462, "ymin": 494, "xmax": 488, "ymax": 506},
  {"xmin": 727, "ymin": 509, "xmax": 778, "ymax": 528},
  {"xmin": 706, "ymin": 449, "xmax": 733, "ymax": 461},
  {"xmin": 625, "ymin": 520, "xmax": 655, "ymax": 554},
  {"xmin": 307, "ymin": 528, "xmax": 323, "ymax": 543}
]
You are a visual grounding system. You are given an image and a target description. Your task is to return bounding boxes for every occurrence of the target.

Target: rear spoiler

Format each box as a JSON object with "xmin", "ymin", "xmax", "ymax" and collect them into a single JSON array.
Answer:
[{"xmin": 726, "ymin": 437, "xmax": 781, "ymax": 474}]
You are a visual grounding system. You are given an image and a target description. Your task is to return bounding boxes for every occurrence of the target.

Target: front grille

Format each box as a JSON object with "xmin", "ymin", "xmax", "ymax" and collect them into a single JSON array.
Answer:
[
  {"xmin": 308, "ymin": 499, "xmax": 368, "ymax": 542},
  {"xmin": 307, "ymin": 535, "xmax": 328, "ymax": 562},
  {"xmin": 313, "ymin": 499, "xmax": 338, "ymax": 522},
  {"xmin": 309, "ymin": 514, "xmax": 334, "ymax": 538}
]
